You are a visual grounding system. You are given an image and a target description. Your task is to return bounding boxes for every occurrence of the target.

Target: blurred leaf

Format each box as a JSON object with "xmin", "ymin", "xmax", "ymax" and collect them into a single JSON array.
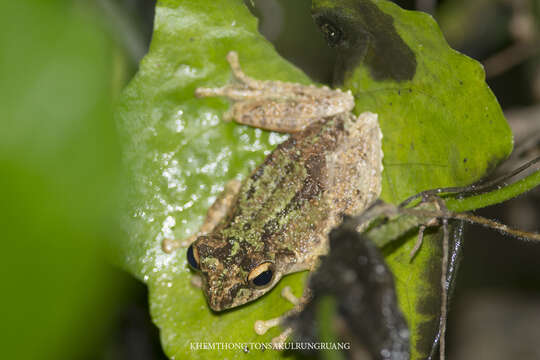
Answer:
[
  {"xmin": 436, "ymin": 0, "xmax": 511, "ymax": 53},
  {"xmin": 312, "ymin": 1, "xmax": 513, "ymax": 358},
  {"xmin": 0, "ymin": 1, "xmax": 121, "ymax": 359}
]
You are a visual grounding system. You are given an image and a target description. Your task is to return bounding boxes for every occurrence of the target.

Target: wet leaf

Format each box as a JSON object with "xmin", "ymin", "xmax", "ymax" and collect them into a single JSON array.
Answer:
[
  {"xmin": 116, "ymin": 1, "xmax": 312, "ymax": 359},
  {"xmin": 117, "ymin": 0, "xmax": 513, "ymax": 359}
]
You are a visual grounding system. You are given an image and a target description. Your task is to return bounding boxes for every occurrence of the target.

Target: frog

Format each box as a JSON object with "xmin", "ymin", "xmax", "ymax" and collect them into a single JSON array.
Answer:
[{"xmin": 162, "ymin": 51, "xmax": 383, "ymax": 315}]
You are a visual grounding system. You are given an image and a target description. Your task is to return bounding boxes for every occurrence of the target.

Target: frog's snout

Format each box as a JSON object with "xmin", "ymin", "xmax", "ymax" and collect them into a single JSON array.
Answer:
[
  {"xmin": 202, "ymin": 276, "xmax": 237, "ymax": 312},
  {"xmin": 206, "ymin": 293, "xmax": 229, "ymax": 312}
]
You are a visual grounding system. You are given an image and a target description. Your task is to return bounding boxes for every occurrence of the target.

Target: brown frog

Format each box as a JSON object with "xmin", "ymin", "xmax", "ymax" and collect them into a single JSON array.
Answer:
[{"xmin": 163, "ymin": 52, "xmax": 383, "ymax": 312}]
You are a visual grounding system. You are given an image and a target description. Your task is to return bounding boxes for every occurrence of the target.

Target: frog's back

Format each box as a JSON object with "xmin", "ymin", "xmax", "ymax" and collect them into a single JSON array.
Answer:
[
  {"xmin": 220, "ymin": 112, "xmax": 382, "ymax": 271},
  {"xmin": 326, "ymin": 112, "xmax": 383, "ymax": 219}
]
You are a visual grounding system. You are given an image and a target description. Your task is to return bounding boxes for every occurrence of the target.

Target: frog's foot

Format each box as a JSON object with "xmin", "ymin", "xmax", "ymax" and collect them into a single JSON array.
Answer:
[
  {"xmin": 194, "ymin": 51, "xmax": 264, "ymax": 102},
  {"xmin": 161, "ymin": 235, "xmax": 196, "ymax": 254},
  {"xmin": 254, "ymin": 316, "xmax": 283, "ymax": 336},
  {"xmin": 195, "ymin": 51, "xmax": 355, "ymax": 133},
  {"xmin": 254, "ymin": 317, "xmax": 293, "ymax": 350},
  {"xmin": 201, "ymin": 179, "xmax": 241, "ymax": 233},
  {"xmin": 271, "ymin": 328, "xmax": 294, "ymax": 350},
  {"xmin": 280, "ymin": 285, "xmax": 301, "ymax": 305},
  {"xmin": 254, "ymin": 286, "xmax": 301, "ymax": 335},
  {"xmin": 161, "ymin": 180, "xmax": 241, "ymax": 254},
  {"xmin": 225, "ymin": 51, "xmax": 265, "ymax": 91},
  {"xmin": 254, "ymin": 286, "xmax": 306, "ymax": 348}
]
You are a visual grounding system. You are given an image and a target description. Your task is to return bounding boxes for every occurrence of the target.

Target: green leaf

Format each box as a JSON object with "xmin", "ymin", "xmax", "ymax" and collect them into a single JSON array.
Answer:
[
  {"xmin": 0, "ymin": 1, "xmax": 122, "ymax": 359},
  {"xmin": 311, "ymin": 1, "xmax": 513, "ymax": 358},
  {"xmin": 117, "ymin": 1, "xmax": 513, "ymax": 360},
  {"xmin": 116, "ymin": 1, "xmax": 312, "ymax": 359}
]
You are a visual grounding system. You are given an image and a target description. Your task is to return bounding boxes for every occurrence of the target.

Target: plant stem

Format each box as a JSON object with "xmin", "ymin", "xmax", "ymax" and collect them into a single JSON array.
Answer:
[{"xmin": 446, "ymin": 169, "xmax": 540, "ymax": 213}]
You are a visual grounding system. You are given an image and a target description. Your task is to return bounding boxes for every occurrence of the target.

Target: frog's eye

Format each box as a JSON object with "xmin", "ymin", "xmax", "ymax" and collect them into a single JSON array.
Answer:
[
  {"xmin": 187, "ymin": 244, "xmax": 200, "ymax": 270},
  {"xmin": 319, "ymin": 21, "xmax": 343, "ymax": 48},
  {"xmin": 248, "ymin": 262, "xmax": 275, "ymax": 287}
]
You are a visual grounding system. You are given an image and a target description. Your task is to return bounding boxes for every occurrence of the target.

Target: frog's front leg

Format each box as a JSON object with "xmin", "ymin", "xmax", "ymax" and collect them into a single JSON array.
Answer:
[
  {"xmin": 254, "ymin": 286, "xmax": 311, "ymax": 348},
  {"xmin": 161, "ymin": 179, "xmax": 241, "ymax": 253},
  {"xmin": 195, "ymin": 51, "xmax": 355, "ymax": 133}
]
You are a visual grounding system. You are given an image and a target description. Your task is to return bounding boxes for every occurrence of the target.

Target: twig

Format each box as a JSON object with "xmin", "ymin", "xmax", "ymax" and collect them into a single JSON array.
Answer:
[
  {"xmin": 439, "ymin": 217, "xmax": 449, "ymax": 360},
  {"xmin": 400, "ymin": 156, "xmax": 540, "ymax": 210},
  {"xmin": 400, "ymin": 208, "xmax": 540, "ymax": 241}
]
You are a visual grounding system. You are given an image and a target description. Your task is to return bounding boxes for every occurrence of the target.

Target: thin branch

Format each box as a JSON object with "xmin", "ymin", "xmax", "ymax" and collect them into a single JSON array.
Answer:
[
  {"xmin": 400, "ymin": 208, "xmax": 540, "ymax": 242},
  {"xmin": 446, "ymin": 167, "xmax": 540, "ymax": 213},
  {"xmin": 449, "ymin": 212, "xmax": 540, "ymax": 241},
  {"xmin": 400, "ymin": 156, "xmax": 540, "ymax": 210},
  {"xmin": 439, "ymin": 218, "xmax": 449, "ymax": 360}
]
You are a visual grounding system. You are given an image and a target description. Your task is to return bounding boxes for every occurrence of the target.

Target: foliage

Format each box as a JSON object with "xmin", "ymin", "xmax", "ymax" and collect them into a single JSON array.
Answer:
[
  {"xmin": 0, "ymin": 1, "xmax": 122, "ymax": 359},
  {"xmin": 116, "ymin": 0, "xmax": 513, "ymax": 359}
]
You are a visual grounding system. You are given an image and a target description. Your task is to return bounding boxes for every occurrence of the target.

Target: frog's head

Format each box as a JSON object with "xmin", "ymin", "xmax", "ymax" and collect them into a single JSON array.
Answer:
[{"xmin": 186, "ymin": 233, "xmax": 296, "ymax": 311}]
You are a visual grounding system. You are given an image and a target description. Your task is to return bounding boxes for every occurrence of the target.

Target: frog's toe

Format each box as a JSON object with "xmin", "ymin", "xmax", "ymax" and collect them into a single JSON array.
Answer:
[
  {"xmin": 190, "ymin": 275, "xmax": 202, "ymax": 288},
  {"xmin": 254, "ymin": 317, "xmax": 282, "ymax": 335},
  {"xmin": 161, "ymin": 238, "xmax": 181, "ymax": 253},
  {"xmin": 271, "ymin": 328, "xmax": 293, "ymax": 350},
  {"xmin": 223, "ymin": 108, "xmax": 234, "ymax": 122},
  {"xmin": 281, "ymin": 286, "xmax": 300, "ymax": 305}
]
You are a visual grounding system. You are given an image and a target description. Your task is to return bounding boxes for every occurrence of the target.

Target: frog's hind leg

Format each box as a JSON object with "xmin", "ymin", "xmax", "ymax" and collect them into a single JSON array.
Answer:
[
  {"xmin": 225, "ymin": 100, "xmax": 330, "ymax": 133},
  {"xmin": 195, "ymin": 51, "xmax": 355, "ymax": 133},
  {"xmin": 194, "ymin": 51, "xmax": 266, "ymax": 101},
  {"xmin": 161, "ymin": 179, "xmax": 241, "ymax": 253},
  {"xmin": 326, "ymin": 112, "xmax": 383, "ymax": 218},
  {"xmin": 226, "ymin": 51, "xmax": 266, "ymax": 91}
]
